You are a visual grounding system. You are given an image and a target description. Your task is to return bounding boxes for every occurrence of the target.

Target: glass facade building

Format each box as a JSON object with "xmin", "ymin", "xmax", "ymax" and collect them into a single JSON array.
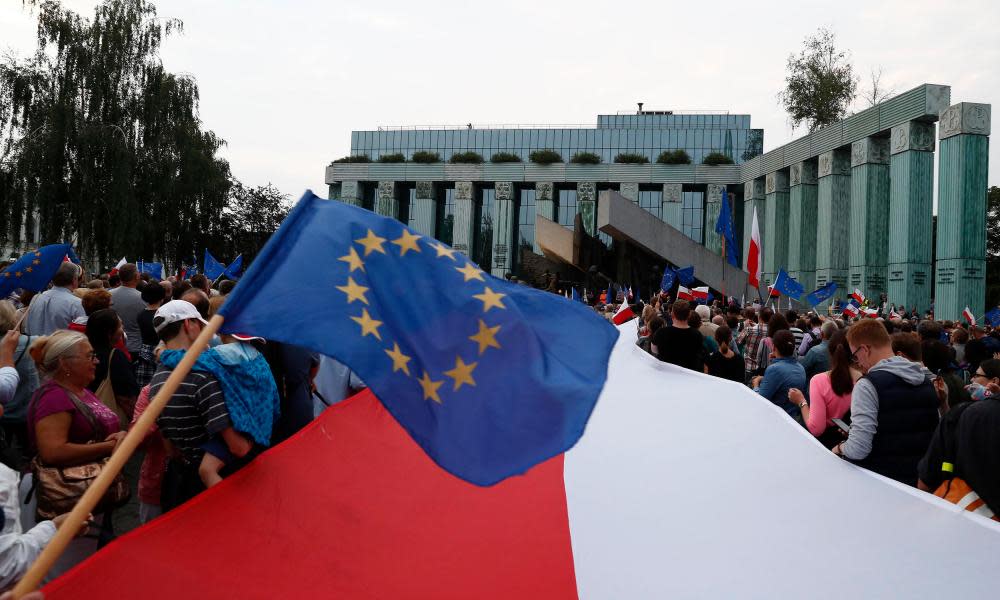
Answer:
[{"xmin": 350, "ymin": 113, "xmax": 762, "ymax": 165}]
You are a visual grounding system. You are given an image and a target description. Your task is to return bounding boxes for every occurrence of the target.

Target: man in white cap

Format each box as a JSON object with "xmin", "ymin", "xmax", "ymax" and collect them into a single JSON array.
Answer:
[{"xmin": 147, "ymin": 300, "xmax": 251, "ymax": 511}]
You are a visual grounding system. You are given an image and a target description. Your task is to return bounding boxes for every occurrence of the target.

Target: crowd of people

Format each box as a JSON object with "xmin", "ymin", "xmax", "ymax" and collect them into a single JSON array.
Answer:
[
  {"xmin": 0, "ymin": 262, "xmax": 366, "ymax": 589},
  {"xmin": 624, "ymin": 293, "xmax": 1000, "ymax": 516}
]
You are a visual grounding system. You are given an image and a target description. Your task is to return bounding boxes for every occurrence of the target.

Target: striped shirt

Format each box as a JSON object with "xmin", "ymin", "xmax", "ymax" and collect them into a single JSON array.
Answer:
[{"xmin": 150, "ymin": 366, "xmax": 231, "ymax": 463}]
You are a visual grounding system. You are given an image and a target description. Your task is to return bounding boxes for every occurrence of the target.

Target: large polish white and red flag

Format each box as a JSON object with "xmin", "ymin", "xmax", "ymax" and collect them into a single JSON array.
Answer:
[
  {"xmin": 746, "ymin": 205, "xmax": 761, "ymax": 289},
  {"xmin": 964, "ymin": 306, "xmax": 976, "ymax": 326},
  {"xmin": 676, "ymin": 285, "xmax": 694, "ymax": 301},
  {"xmin": 42, "ymin": 325, "xmax": 1000, "ymax": 599},
  {"xmin": 611, "ymin": 298, "xmax": 636, "ymax": 325}
]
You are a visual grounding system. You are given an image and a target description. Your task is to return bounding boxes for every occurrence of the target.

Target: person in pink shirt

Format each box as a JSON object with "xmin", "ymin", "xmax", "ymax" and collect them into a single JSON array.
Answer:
[
  {"xmin": 789, "ymin": 330, "xmax": 858, "ymax": 448},
  {"xmin": 131, "ymin": 384, "xmax": 168, "ymax": 524}
]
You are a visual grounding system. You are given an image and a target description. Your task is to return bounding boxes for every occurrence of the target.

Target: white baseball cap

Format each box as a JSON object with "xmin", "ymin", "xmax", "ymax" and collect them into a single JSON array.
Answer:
[{"xmin": 153, "ymin": 299, "xmax": 209, "ymax": 333}]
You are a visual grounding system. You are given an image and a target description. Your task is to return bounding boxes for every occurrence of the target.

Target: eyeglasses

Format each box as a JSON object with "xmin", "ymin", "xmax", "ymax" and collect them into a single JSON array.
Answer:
[
  {"xmin": 972, "ymin": 372, "xmax": 988, "ymax": 380},
  {"xmin": 849, "ymin": 345, "xmax": 865, "ymax": 364},
  {"xmin": 71, "ymin": 352, "xmax": 99, "ymax": 362}
]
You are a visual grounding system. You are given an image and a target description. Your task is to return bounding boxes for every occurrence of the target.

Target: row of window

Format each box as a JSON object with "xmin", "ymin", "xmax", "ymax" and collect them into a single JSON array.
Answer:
[
  {"xmin": 350, "ymin": 128, "xmax": 762, "ymax": 164},
  {"xmin": 596, "ymin": 114, "xmax": 751, "ymax": 130}
]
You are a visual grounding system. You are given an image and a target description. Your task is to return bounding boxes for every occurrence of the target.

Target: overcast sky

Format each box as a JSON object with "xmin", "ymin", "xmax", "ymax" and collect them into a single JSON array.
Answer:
[{"xmin": 2, "ymin": 0, "xmax": 998, "ymax": 201}]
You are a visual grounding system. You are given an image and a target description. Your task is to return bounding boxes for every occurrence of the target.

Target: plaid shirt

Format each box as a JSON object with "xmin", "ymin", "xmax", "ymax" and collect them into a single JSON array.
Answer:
[{"xmin": 737, "ymin": 323, "xmax": 767, "ymax": 372}]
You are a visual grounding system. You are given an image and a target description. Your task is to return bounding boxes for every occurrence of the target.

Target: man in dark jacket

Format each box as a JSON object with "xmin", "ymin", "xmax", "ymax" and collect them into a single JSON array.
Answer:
[{"xmin": 833, "ymin": 320, "xmax": 939, "ymax": 486}]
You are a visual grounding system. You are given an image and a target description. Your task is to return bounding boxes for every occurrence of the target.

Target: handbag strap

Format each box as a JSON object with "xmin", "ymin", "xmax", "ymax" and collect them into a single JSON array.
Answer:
[{"xmin": 13, "ymin": 335, "xmax": 30, "ymax": 367}]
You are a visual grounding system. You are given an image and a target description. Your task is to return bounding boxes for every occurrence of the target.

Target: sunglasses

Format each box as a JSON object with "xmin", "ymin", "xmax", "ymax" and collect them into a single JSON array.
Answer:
[{"xmin": 849, "ymin": 345, "xmax": 866, "ymax": 364}]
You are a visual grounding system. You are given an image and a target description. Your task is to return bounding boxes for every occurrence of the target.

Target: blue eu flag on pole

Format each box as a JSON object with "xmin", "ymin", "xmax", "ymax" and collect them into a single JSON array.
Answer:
[
  {"xmin": 223, "ymin": 254, "xmax": 243, "ymax": 280},
  {"xmin": 675, "ymin": 265, "xmax": 695, "ymax": 287},
  {"xmin": 985, "ymin": 307, "xmax": 1000, "ymax": 328},
  {"xmin": 805, "ymin": 282, "xmax": 838, "ymax": 307},
  {"xmin": 218, "ymin": 191, "xmax": 619, "ymax": 486},
  {"xmin": 772, "ymin": 269, "xmax": 805, "ymax": 300},
  {"xmin": 139, "ymin": 261, "xmax": 164, "ymax": 280},
  {"xmin": 660, "ymin": 266, "xmax": 676, "ymax": 293},
  {"xmin": 0, "ymin": 244, "xmax": 73, "ymax": 298},
  {"xmin": 714, "ymin": 189, "xmax": 740, "ymax": 268},
  {"xmin": 204, "ymin": 249, "xmax": 226, "ymax": 279}
]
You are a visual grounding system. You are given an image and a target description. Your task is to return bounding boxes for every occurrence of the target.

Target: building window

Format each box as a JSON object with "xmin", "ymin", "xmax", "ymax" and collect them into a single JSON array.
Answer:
[
  {"xmin": 474, "ymin": 188, "xmax": 495, "ymax": 271},
  {"xmin": 436, "ymin": 187, "xmax": 455, "ymax": 246},
  {"xmin": 557, "ymin": 189, "xmax": 577, "ymax": 228},
  {"xmin": 517, "ymin": 188, "xmax": 536, "ymax": 253},
  {"xmin": 682, "ymin": 191, "xmax": 704, "ymax": 244},
  {"xmin": 638, "ymin": 189, "xmax": 662, "ymax": 220}
]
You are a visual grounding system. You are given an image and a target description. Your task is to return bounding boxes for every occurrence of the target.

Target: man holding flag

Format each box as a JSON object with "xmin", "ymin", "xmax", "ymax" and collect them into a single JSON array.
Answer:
[{"xmin": 22, "ymin": 250, "xmax": 85, "ymax": 336}]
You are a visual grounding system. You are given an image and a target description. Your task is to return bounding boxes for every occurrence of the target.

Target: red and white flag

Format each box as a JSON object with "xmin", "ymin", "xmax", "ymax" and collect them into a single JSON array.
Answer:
[
  {"xmin": 747, "ymin": 206, "xmax": 761, "ymax": 289},
  {"xmin": 862, "ymin": 307, "xmax": 878, "ymax": 318},
  {"xmin": 41, "ymin": 327, "xmax": 1000, "ymax": 599},
  {"xmin": 889, "ymin": 309, "xmax": 901, "ymax": 320},
  {"xmin": 843, "ymin": 303, "xmax": 860, "ymax": 318},
  {"xmin": 851, "ymin": 289, "xmax": 866, "ymax": 305},
  {"xmin": 676, "ymin": 286, "xmax": 694, "ymax": 301},
  {"xmin": 963, "ymin": 306, "xmax": 976, "ymax": 326},
  {"xmin": 612, "ymin": 299, "xmax": 636, "ymax": 325},
  {"xmin": 692, "ymin": 286, "xmax": 709, "ymax": 302},
  {"xmin": 109, "ymin": 256, "xmax": 127, "ymax": 275}
]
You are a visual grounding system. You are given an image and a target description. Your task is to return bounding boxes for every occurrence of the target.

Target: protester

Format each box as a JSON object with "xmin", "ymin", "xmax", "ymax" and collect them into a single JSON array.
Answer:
[
  {"xmin": 135, "ymin": 282, "xmax": 166, "ymax": 387},
  {"xmin": 752, "ymin": 330, "xmax": 806, "ymax": 421},
  {"xmin": 85, "ymin": 309, "xmax": 140, "ymax": 425},
  {"xmin": 917, "ymin": 359, "xmax": 1000, "ymax": 517},
  {"xmin": 650, "ymin": 301, "xmax": 704, "ymax": 372},
  {"xmin": 25, "ymin": 263, "xmax": 84, "ymax": 336},
  {"xmin": 833, "ymin": 320, "xmax": 939, "ymax": 486},
  {"xmin": 67, "ymin": 289, "xmax": 111, "ymax": 334},
  {"xmin": 799, "ymin": 320, "xmax": 837, "ymax": 383},
  {"xmin": 129, "ymin": 384, "xmax": 167, "ymax": 524},
  {"xmin": 950, "ymin": 326, "xmax": 968, "ymax": 368},
  {"xmin": 218, "ymin": 280, "xmax": 236, "ymax": 296},
  {"xmin": 0, "ymin": 303, "xmax": 38, "ymax": 470},
  {"xmin": 149, "ymin": 301, "xmax": 252, "ymax": 510},
  {"xmin": 754, "ymin": 312, "xmax": 788, "ymax": 376},
  {"xmin": 312, "ymin": 355, "xmax": 366, "ymax": 417},
  {"xmin": 25, "ymin": 330, "xmax": 125, "ymax": 576},
  {"xmin": 789, "ymin": 330, "xmax": 856, "ymax": 448},
  {"xmin": 798, "ymin": 314, "xmax": 823, "ymax": 356},
  {"xmin": 786, "ymin": 310, "xmax": 804, "ymax": 349},
  {"xmin": 704, "ymin": 325, "xmax": 744, "ymax": 383},
  {"xmin": 964, "ymin": 326, "xmax": 1000, "ymax": 376},
  {"xmin": 922, "ymin": 339, "xmax": 970, "ymax": 412},
  {"xmin": 737, "ymin": 308, "xmax": 765, "ymax": 383},
  {"xmin": 108, "ymin": 264, "xmax": 145, "ymax": 362},
  {"xmin": 637, "ymin": 316, "xmax": 665, "ymax": 355}
]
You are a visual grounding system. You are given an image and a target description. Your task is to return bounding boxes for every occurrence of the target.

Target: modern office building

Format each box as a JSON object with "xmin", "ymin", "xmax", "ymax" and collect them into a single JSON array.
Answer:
[{"xmin": 326, "ymin": 83, "xmax": 991, "ymax": 321}]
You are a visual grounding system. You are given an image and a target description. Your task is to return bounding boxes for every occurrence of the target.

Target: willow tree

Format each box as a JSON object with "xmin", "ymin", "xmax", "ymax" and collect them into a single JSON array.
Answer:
[{"xmin": 0, "ymin": 0, "xmax": 231, "ymax": 270}]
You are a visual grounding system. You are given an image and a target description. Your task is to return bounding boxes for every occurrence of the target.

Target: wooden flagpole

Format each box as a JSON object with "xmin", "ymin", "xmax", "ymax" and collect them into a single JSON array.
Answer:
[{"xmin": 12, "ymin": 314, "xmax": 225, "ymax": 598}]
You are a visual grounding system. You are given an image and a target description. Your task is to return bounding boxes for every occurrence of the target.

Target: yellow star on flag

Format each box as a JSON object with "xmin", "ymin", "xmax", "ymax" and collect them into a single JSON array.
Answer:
[
  {"xmin": 33, "ymin": 252, "xmax": 40, "ymax": 257},
  {"xmin": 455, "ymin": 262, "xmax": 485, "ymax": 282},
  {"xmin": 384, "ymin": 342, "xmax": 412, "ymax": 376},
  {"xmin": 469, "ymin": 320, "xmax": 501, "ymax": 354},
  {"xmin": 14, "ymin": 272, "xmax": 22, "ymax": 278},
  {"xmin": 350, "ymin": 308, "xmax": 383, "ymax": 340},
  {"xmin": 391, "ymin": 230, "xmax": 422, "ymax": 256},
  {"xmin": 355, "ymin": 229, "xmax": 387, "ymax": 257},
  {"xmin": 336, "ymin": 277, "xmax": 370, "ymax": 305},
  {"xmin": 32, "ymin": 259, "xmax": 40, "ymax": 265},
  {"xmin": 444, "ymin": 356, "xmax": 477, "ymax": 391},
  {"xmin": 428, "ymin": 241, "xmax": 458, "ymax": 261},
  {"xmin": 473, "ymin": 287, "xmax": 506, "ymax": 312},
  {"xmin": 338, "ymin": 247, "xmax": 365, "ymax": 273},
  {"xmin": 418, "ymin": 371, "xmax": 444, "ymax": 404},
  {"xmin": 25, "ymin": 267, "xmax": 32, "ymax": 273}
]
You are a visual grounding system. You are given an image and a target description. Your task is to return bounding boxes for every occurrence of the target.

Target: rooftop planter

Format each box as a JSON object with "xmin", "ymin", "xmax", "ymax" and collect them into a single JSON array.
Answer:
[
  {"xmin": 376, "ymin": 153, "xmax": 405, "ymax": 163},
  {"xmin": 529, "ymin": 149, "xmax": 562, "ymax": 165},
  {"xmin": 656, "ymin": 150, "xmax": 691, "ymax": 165},
  {"xmin": 410, "ymin": 151, "xmax": 441, "ymax": 163},
  {"xmin": 490, "ymin": 152, "xmax": 522, "ymax": 163},
  {"xmin": 570, "ymin": 151, "xmax": 602, "ymax": 165},
  {"xmin": 331, "ymin": 154, "xmax": 371, "ymax": 164},
  {"xmin": 613, "ymin": 152, "xmax": 649, "ymax": 164},
  {"xmin": 702, "ymin": 152, "xmax": 734, "ymax": 165},
  {"xmin": 449, "ymin": 151, "xmax": 484, "ymax": 164}
]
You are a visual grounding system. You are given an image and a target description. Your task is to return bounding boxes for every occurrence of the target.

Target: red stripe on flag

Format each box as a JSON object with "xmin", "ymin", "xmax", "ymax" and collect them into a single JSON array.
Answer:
[{"xmin": 43, "ymin": 391, "xmax": 578, "ymax": 599}]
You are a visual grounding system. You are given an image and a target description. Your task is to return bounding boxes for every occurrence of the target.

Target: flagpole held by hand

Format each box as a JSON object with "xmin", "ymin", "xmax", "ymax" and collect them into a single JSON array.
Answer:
[{"xmin": 11, "ymin": 314, "xmax": 226, "ymax": 598}]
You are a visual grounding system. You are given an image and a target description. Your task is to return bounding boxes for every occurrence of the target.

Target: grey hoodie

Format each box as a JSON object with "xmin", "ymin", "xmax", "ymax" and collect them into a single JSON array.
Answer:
[{"xmin": 841, "ymin": 356, "xmax": 933, "ymax": 460}]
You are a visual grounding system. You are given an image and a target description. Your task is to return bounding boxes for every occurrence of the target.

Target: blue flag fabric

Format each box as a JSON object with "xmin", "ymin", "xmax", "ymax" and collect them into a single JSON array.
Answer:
[
  {"xmin": 772, "ymin": 269, "xmax": 805, "ymax": 299},
  {"xmin": 985, "ymin": 308, "xmax": 1000, "ymax": 328},
  {"xmin": 204, "ymin": 249, "xmax": 226, "ymax": 280},
  {"xmin": 138, "ymin": 261, "xmax": 163, "ymax": 280},
  {"xmin": 218, "ymin": 191, "xmax": 619, "ymax": 486},
  {"xmin": 0, "ymin": 244, "xmax": 72, "ymax": 298},
  {"xmin": 660, "ymin": 266, "xmax": 676, "ymax": 293},
  {"xmin": 605, "ymin": 282, "xmax": 613, "ymax": 305},
  {"xmin": 675, "ymin": 265, "xmax": 695, "ymax": 287},
  {"xmin": 715, "ymin": 190, "xmax": 740, "ymax": 267},
  {"xmin": 805, "ymin": 282, "xmax": 838, "ymax": 307},
  {"xmin": 570, "ymin": 287, "xmax": 581, "ymax": 303},
  {"xmin": 223, "ymin": 254, "xmax": 244, "ymax": 280}
]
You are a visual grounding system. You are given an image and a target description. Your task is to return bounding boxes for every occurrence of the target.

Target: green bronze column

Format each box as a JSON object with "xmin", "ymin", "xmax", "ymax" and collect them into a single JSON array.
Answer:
[
  {"xmin": 788, "ymin": 160, "xmax": 818, "ymax": 296},
  {"xmin": 411, "ymin": 181, "xmax": 437, "ymax": 238},
  {"xmin": 374, "ymin": 181, "xmax": 398, "ymax": 218},
  {"xmin": 490, "ymin": 182, "xmax": 516, "ymax": 278},
  {"xmin": 815, "ymin": 149, "xmax": 850, "ymax": 308},
  {"xmin": 663, "ymin": 184, "xmax": 683, "ymax": 230},
  {"xmin": 704, "ymin": 184, "xmax": 725, "ymax": 255},
  {"xmin": 451, "ymin": 181, "xmax": 476, "ymax": 257},
  {"xmin": 340, "ymin": 181, "xmax": 365, "ymax": 208},
  {"xmin": 763, "ymin": 170, "xmax": 789, "ymax": 290},
  {"xmin": 743, "ymin": 178, "xmax": 765, "ymax": 270},
  {"xmin": 935, "ymin": 102, "xmax": 991, "ymax": 321},
  {"xmin": 534, "ymin": 182, "xmax": 555, "ymax": 253},
  {"xmin": 577, "ymin": 182, "xmax": 597, "ymax": 235},
  {"xmin": 888, "ymin": 122, "xmax": 935, "ymax": 314},
  {"xmin": 849, "ymin": 137, "xmax": 890, "ymax": 300}
]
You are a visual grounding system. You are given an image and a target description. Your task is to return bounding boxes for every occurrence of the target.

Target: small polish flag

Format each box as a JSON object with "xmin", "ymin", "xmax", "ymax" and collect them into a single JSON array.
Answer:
[
  {"xmin": 612, "ymin": 299, "xmax": 636, "ymax": 325},
  {"xmin": 963, "ymin": 307, "xmax": 976, "ymax": 326},
  {"xmin": 677, "ymin": 286, "xmax": 694, "ymax": 301},
  {"xmin": 851, "ymin": 289, "xmax": 866, "ymax": 305},
  {"xmin": 768, "ymin": 285, "xmax": 780, "ymax": 298},
  {"xmin": 110, "ymin": 256, "xmax": 127, "ymax": 275},
  {"xmin": 889, "ymin": 309, "xmax": 901, "ymax": 320},
  {"xmin": 692, "ymin": 286, "xmax": 709, "ymax": 302},
  {"xmin": 862, "ymin": 307, "xmax": 878, "ymax": 318},
  {"xmin": 843, "ymin": 303, "xmax": 860, "ymax": 318},
  {"xmin": 747, "ymin": 206, "xmax": 761, "ymax": 289}
]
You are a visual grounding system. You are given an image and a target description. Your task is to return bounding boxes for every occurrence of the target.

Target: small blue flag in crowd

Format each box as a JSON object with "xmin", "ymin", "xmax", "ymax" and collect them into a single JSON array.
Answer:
[
  {"xmin": 985, "ymin": 307, "xmax": 1000, "ymax": 328},
  {"xmin": 660, "ymin": 266, "xmax": 676, "ymax": 293},
  {"xmin": 675, "ymin": 265, "xmax": 695, "ymax": 287},
  {"xmin": 223, "ymin": 254, "xmax": 244, "ymax": 280},
  {"xmin": 714, "ymin": 189, "xmax": 740, "ymax": 268},
  {"xmin": 571, "ymin": 287, "xmax": 582, "ymax": 303},
  {"xmin": 204, "ymin": 249, "xmax": 227, "ymax": 279},
  {"xmin": 771, "ymin": 269, "xmax": 804, "ymax": 299},
  {"xmin": 218, "ymin": 191, "xmax": 619, "ymax": 486},
  {"xmin": 0, "ymin": 243, "xmax": 74, "ymax": 299},
  {"xmin": 805, "ymin": 282, "xmax": 838, "ymax": 307},
  {"xmin": 137, "ymin": 260, "xmax": 164, "ymax": 280}
]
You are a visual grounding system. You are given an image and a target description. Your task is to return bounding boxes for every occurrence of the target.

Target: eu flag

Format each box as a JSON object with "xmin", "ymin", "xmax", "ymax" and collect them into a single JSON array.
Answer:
[
  {"xmin": 223, "ymin": 254, "xmax": 243, "ymax": 280},
  {"xmin": 805, "ymin": 282, "xmax": 837, "ymax": 307},
  {"xmin": 218, "ymin": 191, "xmax": 619, "ymax": 486},
  {"xmin": 985, "ymin": 307, "xmax": 1000, "ymax": 328},
  {"xmin": 772, "ymin": 269, "xmax": 804, "ymax": 299},
  {"xmin": 660, "ymin": 266, "xmax": 676, "ymax": 293},
  {"xmin": 138, "ymin": 260, "xmax": 164, "ymax": 280},
  {"xmin": 0, "ymin": 244, "xmax": 73, "ymax": 298},
  {"xmin": 675, "ymin": 265, "xmax": 695, "ymax": 287},
  {"xmin": 204, "ymin": 249, "xmax": 226, "ymax": 279},
  {"xmin": 714, "ymin": 190, "xmax": 740, "ymax": 267}
]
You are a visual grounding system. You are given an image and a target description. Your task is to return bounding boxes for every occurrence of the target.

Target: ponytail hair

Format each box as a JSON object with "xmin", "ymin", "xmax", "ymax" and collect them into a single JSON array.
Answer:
[
  {"xmin": 29, "ymin": 330, "xmax": 88, "ymax": 379},
  {"xmin": 715, "ymin": 325, "xmax": 732, "ymax": 354}
]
